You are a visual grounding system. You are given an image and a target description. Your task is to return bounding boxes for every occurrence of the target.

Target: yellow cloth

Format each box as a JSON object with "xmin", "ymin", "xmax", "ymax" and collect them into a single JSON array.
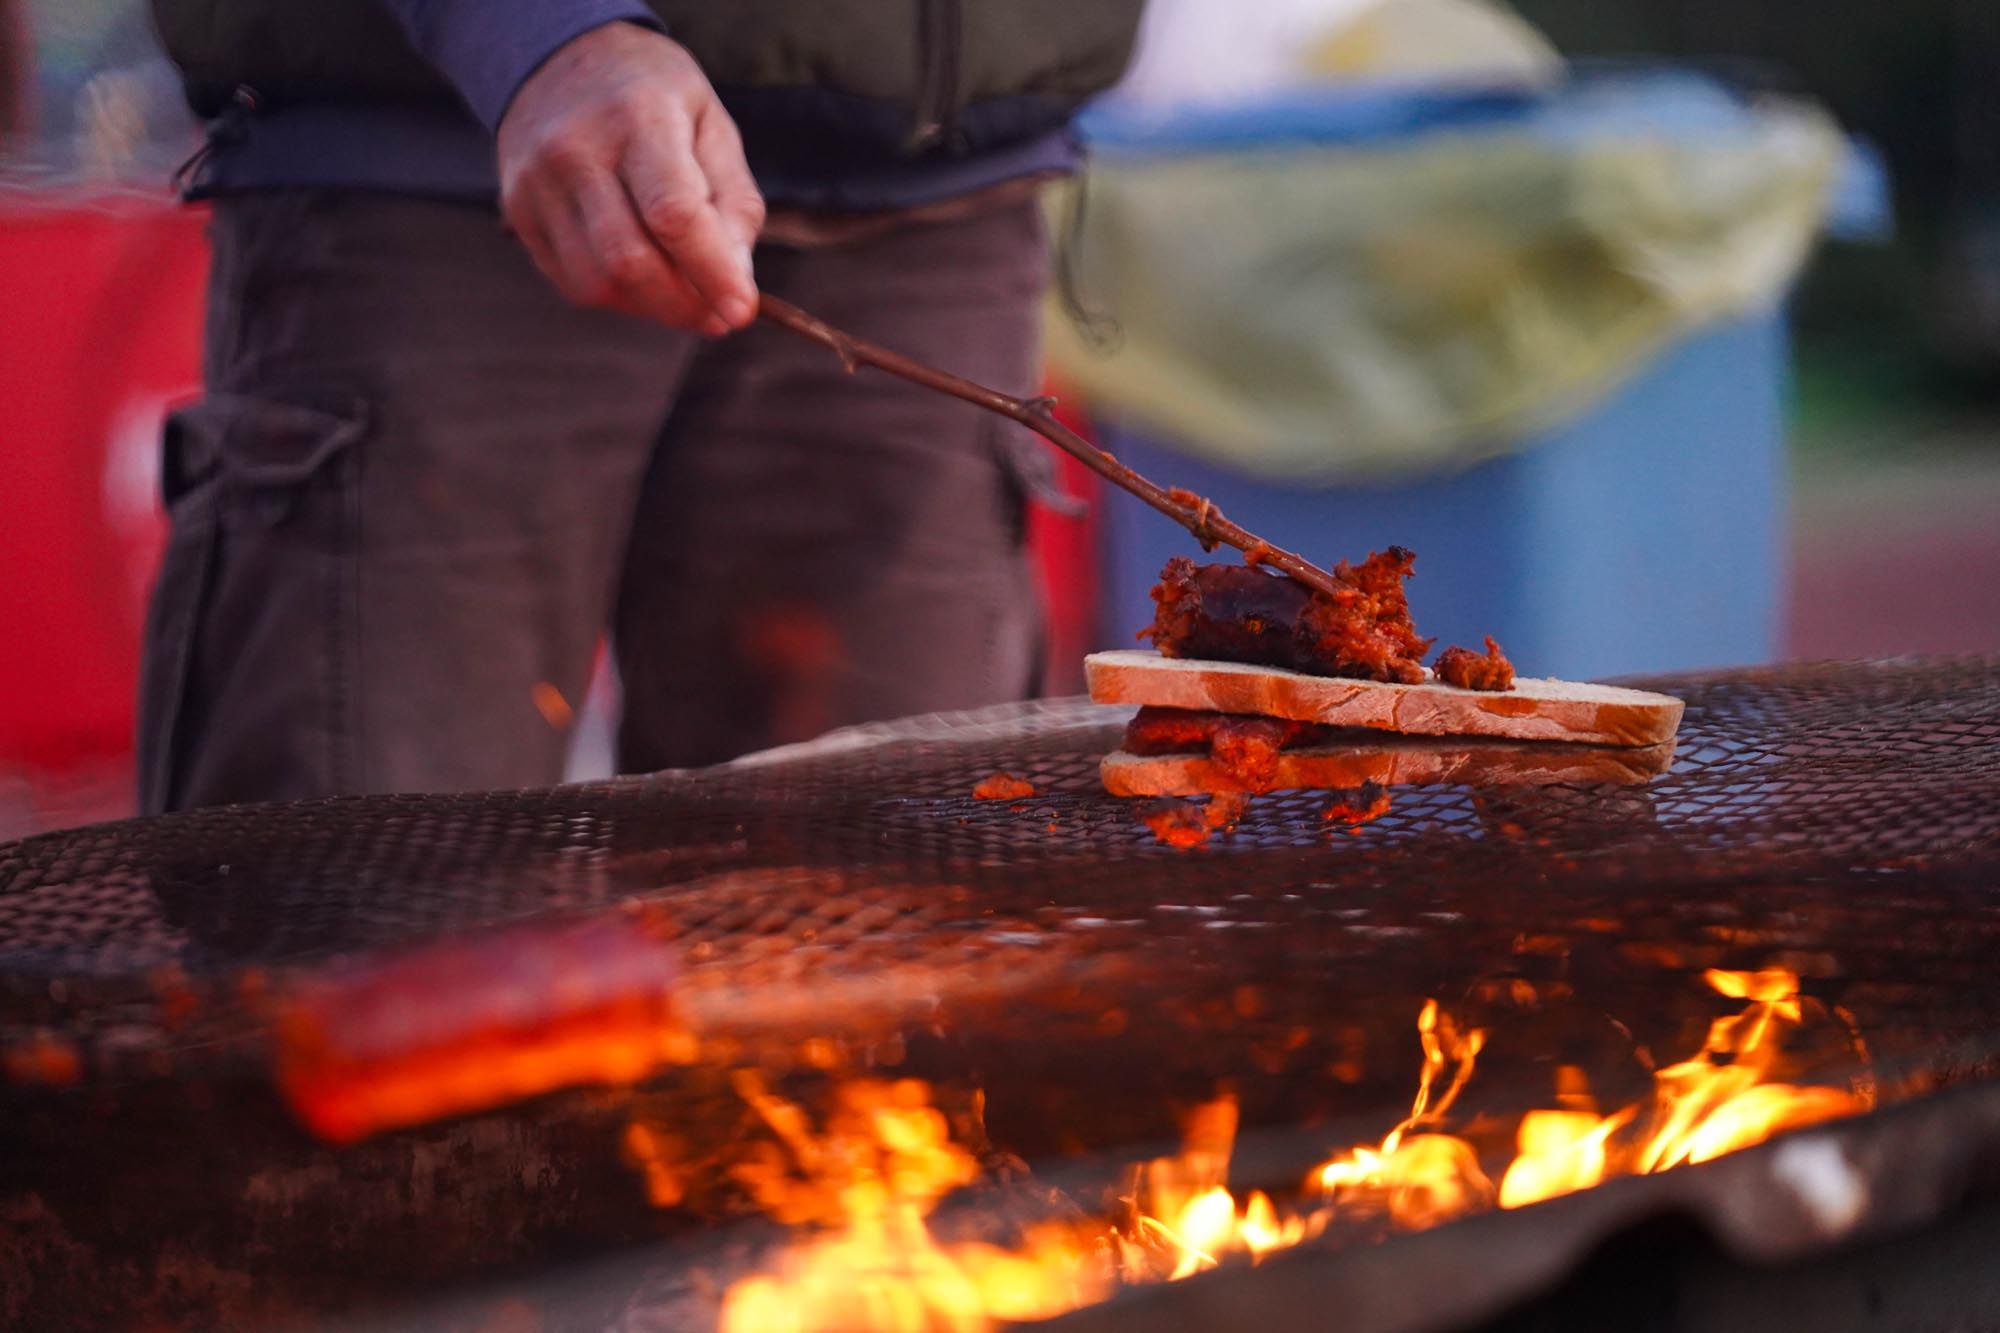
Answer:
[{"xmin": 1044, "ymin": 96, "xmax": 1840, "ymax": 482}]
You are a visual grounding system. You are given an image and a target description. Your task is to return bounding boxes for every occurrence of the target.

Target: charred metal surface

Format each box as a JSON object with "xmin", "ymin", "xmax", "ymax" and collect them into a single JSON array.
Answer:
[{"xmin": 0, "ymin": 659, "xmax": 1997, "ymax": 1328}]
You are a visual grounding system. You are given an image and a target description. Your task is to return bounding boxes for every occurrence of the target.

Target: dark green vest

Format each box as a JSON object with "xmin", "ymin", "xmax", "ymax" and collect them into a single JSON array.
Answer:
[{"xmin": 151, "ymin": 0, "xmax": 1142, "ymax": 154}]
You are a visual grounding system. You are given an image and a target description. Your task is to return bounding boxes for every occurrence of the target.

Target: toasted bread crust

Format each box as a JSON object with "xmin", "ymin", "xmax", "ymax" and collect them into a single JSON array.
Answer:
[{"xmin": 1085, "ymin": 650, "xmax": 1682, "ymax": 748}]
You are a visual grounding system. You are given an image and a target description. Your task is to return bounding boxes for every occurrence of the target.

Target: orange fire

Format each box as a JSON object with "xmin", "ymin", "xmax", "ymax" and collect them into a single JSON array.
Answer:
[
  {"xmin": 1499, "ymin": 967, "xmax": 1870, "ymax": 1207},
  {"xmin": 1306, "ymin": 997, "xmax": 1494, "ymax": 1226},
  {"xmin": 715, "ymin": 1074, "xmax": 1110, "ymax": 1333},
  {"xmin": 681, "ymin": 967, "xmax": 1870, "ymax": 1332},
  {"xmin": 1117, "ymin": 1093, "xmax": 1306, "ymax": 1282},
  {"xmin": 710, "ymin": 1080, "xmax": 1315, "ymax": 1333}
]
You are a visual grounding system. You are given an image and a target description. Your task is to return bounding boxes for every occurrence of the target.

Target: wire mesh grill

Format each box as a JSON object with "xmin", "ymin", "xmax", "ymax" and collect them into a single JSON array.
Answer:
[{"xmin": 2, "ymin": 658, "xmax": 1999, "ymax": 1088}]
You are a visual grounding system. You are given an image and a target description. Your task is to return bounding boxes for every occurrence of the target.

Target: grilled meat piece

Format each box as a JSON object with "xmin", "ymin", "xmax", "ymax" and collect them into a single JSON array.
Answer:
[
  {"xmin": 1124, "ymin": 707, "xmax": 1355, "ymax": 791},
  {"xmin": 1138, "ymin": 793, "xmax": 1252, "ymax": 848},
  {"xmin": 1209, "ymin": 716, "xmax": 1286, "ymax": 790},
  {"xmin": 1142, "ymin": 550, "xmax": 1432, "ymax": 684},
  {"xmin": 1123, "ymin": 707, "xmax": 1340, "ymax": 756},
  {"xmin": 1322, "ymin": 781, "xmax": 1392, "ymax": 828},
  {"xmin": 1434, "ymin": 636, "xmax": 1516, "ymax": 692}
]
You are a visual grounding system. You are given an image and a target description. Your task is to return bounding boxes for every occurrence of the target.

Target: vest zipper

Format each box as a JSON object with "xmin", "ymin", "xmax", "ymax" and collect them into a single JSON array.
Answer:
[{"xmin": 910, "ymin": 0, "xmax": 962, "ymax": 151}]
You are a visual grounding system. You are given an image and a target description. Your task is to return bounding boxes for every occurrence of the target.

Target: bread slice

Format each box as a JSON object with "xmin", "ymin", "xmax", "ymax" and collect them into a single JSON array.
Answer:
[
  {"xmin": 1101, "ymin": 736, "xmax": 1676, "ymax": 798},
  {"xmin": 1086, "ymin": 649, "xmax": 1683, "ymax": 748}
]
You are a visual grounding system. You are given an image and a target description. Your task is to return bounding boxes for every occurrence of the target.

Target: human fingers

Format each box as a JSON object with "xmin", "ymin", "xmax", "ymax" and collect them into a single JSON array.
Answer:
[
  {"xmin": 619, "ymin": 107, "xmax": 758, "ymax": 328},
  {"xmin": 568, "ymin": 166, "xmax": 725, "ymax": 331}
]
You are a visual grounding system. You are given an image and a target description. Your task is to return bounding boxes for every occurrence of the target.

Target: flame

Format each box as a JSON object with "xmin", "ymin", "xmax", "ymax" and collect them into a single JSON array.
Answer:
[
  {"xmin": 1500, "ymin": 967, "xmax": 1869, "ymax": 1208},
  {"xmin": 683, "ymin": 968, "xmax": 1870, "ymax": 1331},
  {"xmin": 1637, "ymin": 968, "xmax": 1839, "ymax": 1173},
  {"xmin": 716, "ymin": 1074, "xmax": 1108, "ymax": 1333},
  {"xmin": 708, "ymin": 1081, "xmax": 1322, "ymax": 1331},
  {"xmin": 1307, "ymin": 999, "xmax": 1494, "ymax": 1227},
  {"xmin": 1136, "ymin": 1184, "xmax": 1301, "ymax": 1278},
  {"xmin": 1120, "ymin": 1095, "xmax": 1307, "ymax": 1281},
  {"xmin": 1496, "ymin": 1108, "xmax": 1632, "ymax": 1209}
]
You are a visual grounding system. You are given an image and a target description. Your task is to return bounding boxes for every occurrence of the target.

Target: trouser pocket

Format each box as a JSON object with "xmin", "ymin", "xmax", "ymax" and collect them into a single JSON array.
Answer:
[
  {"xmin": 136, "ymin": 392, "xmax": 368, "ymax": 814},
  {"xmin": 987, "ymin": 417, "xmax": 1086, "ymax": 543},
  {"xmin": 982, "ymin": 419, "xmax": 1070, "ymax": 698}
]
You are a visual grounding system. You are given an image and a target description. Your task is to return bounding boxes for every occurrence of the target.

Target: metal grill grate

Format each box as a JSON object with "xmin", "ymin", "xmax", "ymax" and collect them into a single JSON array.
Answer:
[{"xmin": 2, "ymin": 660, "xmax": 1999, "ymax": 1061}]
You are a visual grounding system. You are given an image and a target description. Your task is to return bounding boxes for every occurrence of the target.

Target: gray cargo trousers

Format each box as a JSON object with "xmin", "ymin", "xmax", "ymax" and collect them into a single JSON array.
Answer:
[{"xmin": 137, "ymin": 191, "xmax": 1048, "ymax": 813}]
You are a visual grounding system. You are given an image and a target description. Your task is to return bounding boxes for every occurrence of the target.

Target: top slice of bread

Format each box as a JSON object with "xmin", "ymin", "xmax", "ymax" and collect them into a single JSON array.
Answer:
[{"xmin": 1085, "ymin": 649, "xmax": 1682, "ymax": 748}]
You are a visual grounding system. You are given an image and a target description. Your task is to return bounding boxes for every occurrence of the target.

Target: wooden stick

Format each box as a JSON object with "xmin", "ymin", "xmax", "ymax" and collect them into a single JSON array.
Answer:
[{"xmin": 757, "ymin": 294, "xmax": 1343, "ymax": 599}]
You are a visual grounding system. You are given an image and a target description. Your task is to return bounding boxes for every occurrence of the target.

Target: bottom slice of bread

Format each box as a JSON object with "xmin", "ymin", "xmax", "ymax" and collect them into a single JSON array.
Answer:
[{"xmin": 1100, "ymin": 737, "xmax": 1677, "ymax": 798}]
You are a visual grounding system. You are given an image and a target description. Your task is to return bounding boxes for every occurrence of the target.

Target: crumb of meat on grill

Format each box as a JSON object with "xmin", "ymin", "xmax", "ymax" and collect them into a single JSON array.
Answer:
[
  {"xmin": 1141, "ymin": 549, "xmax": 1432, "ymax": 683},
  {"xmin": 1434, "ymin": 636, "xmax": 1516, "ymax": 691},
  {"xmin": 1139, "ymin": 793, "xmax": 1251, "ymax": 847},
  {"xmin": 1205, "ymin": 791, "xmax": 1252, "ymax": 830},
  {"xmin": 972, "ymin": 772, "xmax": 1036, "ymax": 801},
  {"xmin": 1140, "ymin": 801, "xmax": 1210, "ymax": 848},
  {"xmin": 1322, "ymin": 781, "xmax": 1391, "ymax": 829}
]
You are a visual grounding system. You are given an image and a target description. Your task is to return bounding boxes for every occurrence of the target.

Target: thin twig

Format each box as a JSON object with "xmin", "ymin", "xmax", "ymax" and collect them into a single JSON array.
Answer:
[{"xmin": 758, "ymin": 294, "xmax": 1342, "ymax": 599}]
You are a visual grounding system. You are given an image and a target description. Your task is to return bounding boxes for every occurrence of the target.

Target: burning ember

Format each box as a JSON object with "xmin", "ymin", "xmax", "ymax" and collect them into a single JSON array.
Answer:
[{"xmin": 656, "ymin": 968, "xmax": 1871, "ymax": 1332}]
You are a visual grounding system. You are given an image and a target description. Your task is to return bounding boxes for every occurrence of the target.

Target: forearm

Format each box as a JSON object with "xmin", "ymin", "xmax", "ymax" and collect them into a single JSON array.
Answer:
[{"xmin": 377, "ymin": 0, "xmax": 660, "ymax": 129}]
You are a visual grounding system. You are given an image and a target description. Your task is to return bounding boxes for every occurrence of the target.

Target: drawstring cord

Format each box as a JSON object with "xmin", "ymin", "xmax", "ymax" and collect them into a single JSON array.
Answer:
[
  {"xmin": 171, "ymin": 85, "xmax": 260, "ymax": 195},
  {"xmin": 1053, "ymin": 157, "xmax": 1122, "ymax": 353}
]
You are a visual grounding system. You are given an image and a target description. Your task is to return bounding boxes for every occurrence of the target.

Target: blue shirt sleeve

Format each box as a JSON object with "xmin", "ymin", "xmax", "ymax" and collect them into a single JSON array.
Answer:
[{"xmin": 381, "ymin": 0, "xmax": 665, "ymax": 132}]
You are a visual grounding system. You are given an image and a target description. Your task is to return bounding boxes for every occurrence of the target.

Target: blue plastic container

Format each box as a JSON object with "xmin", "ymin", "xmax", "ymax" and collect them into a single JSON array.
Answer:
[
  {"xmin": 1096, "ymin": 311, "xmax": 1788, "ymax": 680},
  {"xmin": 1069, "ymin": 67, "xmax": 1892, "ymax": 680}
]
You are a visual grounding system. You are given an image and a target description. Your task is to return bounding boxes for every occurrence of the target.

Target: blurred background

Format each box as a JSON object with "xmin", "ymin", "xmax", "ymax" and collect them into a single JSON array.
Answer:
[
  {"xmin": 2, "ymin": 0, "xmax": 1996, "ymax": 837},
  {"xmin": 1517, "ymin": 0, "xmax": 2000, "ymax": 672}
]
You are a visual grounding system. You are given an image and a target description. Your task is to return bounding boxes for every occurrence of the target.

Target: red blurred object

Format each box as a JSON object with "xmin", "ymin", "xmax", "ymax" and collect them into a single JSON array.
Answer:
[
  {"xmin": 0, "ymin": 195, "xmax": 207, "ymax": 771},
  {"xmin": 273, "ymin": 906, "xmax": 686, "ymax": 1143}
]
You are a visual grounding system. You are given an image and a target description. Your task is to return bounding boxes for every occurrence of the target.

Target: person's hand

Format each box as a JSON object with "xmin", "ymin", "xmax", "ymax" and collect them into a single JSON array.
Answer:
[{"xmin": 497, "ymin": 23, "xmax": 764, "ymax": 336}]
